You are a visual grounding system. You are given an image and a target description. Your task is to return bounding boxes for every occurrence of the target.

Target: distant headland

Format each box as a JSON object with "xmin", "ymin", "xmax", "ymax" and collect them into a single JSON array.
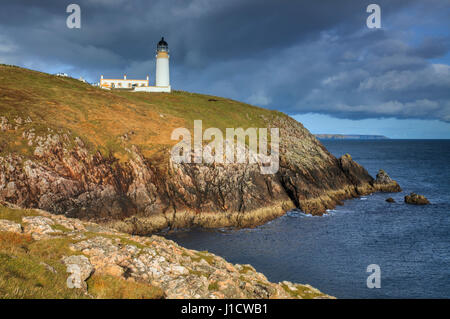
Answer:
[{"xmin": 315, "ymin": 134, "xmax": 389, "ymax": 140}]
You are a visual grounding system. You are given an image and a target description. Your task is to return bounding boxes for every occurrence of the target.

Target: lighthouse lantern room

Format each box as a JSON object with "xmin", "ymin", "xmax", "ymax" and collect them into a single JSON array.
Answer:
[{"xmin": 155, "ymin": 37, "xmax": 170, "ymax": 88}]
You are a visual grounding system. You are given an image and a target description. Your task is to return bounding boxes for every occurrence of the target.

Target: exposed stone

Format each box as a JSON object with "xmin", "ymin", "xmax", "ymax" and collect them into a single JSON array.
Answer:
[
  {"xmin": 22, "ymin": 216, "xmax": 58, "ymax": 239},
  {"xmin": 62, "ymin": 255, "xmax": 94, "ymax": 290},
  {"xmin": 0, "ymin": 204, "xmax": 334, "ymax": 299},
  {"xmin": 0, "ymin": 115, "xmax": 401, "ymax": 234},
  {"xmin": 0, "ymin": 219, "xmax": 22, "ymax": 233},
  {"xmin": 14, "ymin": 117, "xmax": 23, "ymax": 125},
  {"xmin": 0, "ymin": 117, "xmax": 11, "ymax": 131},
  {"xmin": 386, "ymin": 197, "xmax": 395, "ymax": 203},
  {"xmin": 405, "ymin": 193, "xmax": 430, "ymax": 205},
  {"xmin": 373, "ymin": 169, "xmax": 402, "ymax": 192}
]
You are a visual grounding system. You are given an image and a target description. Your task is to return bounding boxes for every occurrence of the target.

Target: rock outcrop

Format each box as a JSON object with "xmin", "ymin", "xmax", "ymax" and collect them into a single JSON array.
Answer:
[
  {"xmin": 0, "ymin": 219, "xmax": 22, "ymax": 233},
  {"xmin": 62, "ymin": 255, "xmax": 94, "ymax": 290},
  {"xmin": 404, "ymin": 193, "xmax": 430, "ymax": 205},
  {"xmin": 373, "ymin": 169, "xmax": 402, "ymax": 193},
  {"xmin": 0, "ymin": 114, "xmax": 401, "ymax": 234},
  {"xmin": 0, "ymin": 204, "xmax": 333, "ymax": 299}
]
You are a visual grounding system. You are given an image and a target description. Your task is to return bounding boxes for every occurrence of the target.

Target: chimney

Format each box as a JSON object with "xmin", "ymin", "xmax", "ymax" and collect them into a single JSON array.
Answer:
[{"xmin": 124, "ymin": 75, "xmax": 127, "ymax": 80}]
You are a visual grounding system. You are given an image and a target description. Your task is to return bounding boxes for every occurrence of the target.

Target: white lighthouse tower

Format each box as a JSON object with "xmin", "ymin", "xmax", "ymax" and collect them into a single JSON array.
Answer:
[
  {"xmin": 105, "ymin": 37, "xmax": 172, "ymax": 93},
  {"xmin": 155, "ymin": 37, "xmax": 170, "ymax": 90}
]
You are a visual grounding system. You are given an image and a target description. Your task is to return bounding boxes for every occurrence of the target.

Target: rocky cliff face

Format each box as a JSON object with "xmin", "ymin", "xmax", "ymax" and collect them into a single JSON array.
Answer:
[{"xmin": 0, "ymin": 114, "xmax": 400, "ymax": 234}]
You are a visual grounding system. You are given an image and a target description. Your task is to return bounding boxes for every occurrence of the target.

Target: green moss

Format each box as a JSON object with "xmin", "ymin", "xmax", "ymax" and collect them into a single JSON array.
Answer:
[
  {"xmin": 239, "ymin": 265, "xmax": 254, "ymax": 274},
  {"xmin": 51, "ymin": 224, "xmax": 71, "ymax": 233},
  {"xmin": 0, "ymin": 205, "xmax": 39, "ymax": 223},
  {"xmin": 208, "ymin": 281, "xmax": 219, "ymax": 291},
  {"xmin": 281, "ymin": 283, "xmax": 325, "ymax": 299},
  {"xmin": 188, "ymin": 269, "xmax": 209, "ymax": 278},
  {"xmin": 192, "ymin": 251, "xmax": 215, "ymax": 265},
  {"xmin": 83, "ymin": 231, "xmax": 147, "ymax": 250},
  {"xmin": 118, "ymin": 236, "xmax": 147, "ymax": 250}
]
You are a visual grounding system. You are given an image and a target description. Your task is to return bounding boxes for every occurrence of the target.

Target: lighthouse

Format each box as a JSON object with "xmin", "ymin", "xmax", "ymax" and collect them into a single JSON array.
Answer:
[
  {"xmin": 100, "ymin": 37, "xmax": 172, "ymax": 93},
  {"xmin": 155, "ymin": 37, "xmax": 170, "ymax": 89}
]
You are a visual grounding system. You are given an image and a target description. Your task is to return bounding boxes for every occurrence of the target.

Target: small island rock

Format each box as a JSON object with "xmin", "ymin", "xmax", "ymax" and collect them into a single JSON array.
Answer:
[
  {"xmin": 404, "ymin": 193, "xmax": 430, "ymax": 205},
  {"xmin": 373, "ymin": 169, "xmax": 402, "ymax": 192}
]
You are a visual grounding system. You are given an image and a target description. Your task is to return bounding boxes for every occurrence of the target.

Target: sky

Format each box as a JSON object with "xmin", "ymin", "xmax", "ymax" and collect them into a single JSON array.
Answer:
[{"xmin": 0, "ymin": 0, "xmax": 449, "ymax": 138}]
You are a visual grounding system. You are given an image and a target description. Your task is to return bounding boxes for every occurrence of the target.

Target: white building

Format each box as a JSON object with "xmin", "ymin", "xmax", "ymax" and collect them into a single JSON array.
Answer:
[
  {"xmin": 100, "ymin": 74, "xmax": 149, "ymax": 89},
  {"xmin": 100, "ymin": 37, "xmax": 171, "ymax": 93}
]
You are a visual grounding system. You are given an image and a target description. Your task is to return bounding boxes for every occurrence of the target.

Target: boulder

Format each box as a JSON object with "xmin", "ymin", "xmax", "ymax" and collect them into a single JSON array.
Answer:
[
  {"xmin": 386, "ymin": 197, "xmax": 395, "ymax": 203},
  {"xmin": 376, "ymin": 169, "xmax": 393, "ymax": 184},
  {"xmin": 0, "ymin": 219, "xmax": 22, "ymax": 233},
  {"xmin": 22, "ymin": 216, "xmax": 58, "ymax": 239},
  {"xmin": 405, "ymin": 193, "xmax": 430, "ymax": 205},
  {"xmin": 62, "ymin": 255, "xmax": 94, "ymax": 290},
  {"xmin": 373, "ymin": 169, "xmax": 402, "ymax": 192}
]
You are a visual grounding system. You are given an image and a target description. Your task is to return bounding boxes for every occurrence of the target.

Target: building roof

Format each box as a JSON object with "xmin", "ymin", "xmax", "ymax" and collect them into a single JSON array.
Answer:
[
  {"xmin": 157, "ymin": 37, "xmax": 168, "ymax": 51},
  {"xmin": 158, "ymin": 37, "xmax": 168, "ymax": 46}
]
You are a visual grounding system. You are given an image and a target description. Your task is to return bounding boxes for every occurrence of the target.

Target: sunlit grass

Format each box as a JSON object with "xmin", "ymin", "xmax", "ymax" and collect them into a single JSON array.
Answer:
[{"xmin": 0, "ymin": 64, "xmax": 285, "ymax": 160}]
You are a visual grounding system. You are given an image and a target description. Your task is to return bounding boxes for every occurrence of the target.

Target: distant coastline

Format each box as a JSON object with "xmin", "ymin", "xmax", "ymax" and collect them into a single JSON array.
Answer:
[{"xmin": 315, "ymin": 134, "xmax": 389, "ymax": 140}]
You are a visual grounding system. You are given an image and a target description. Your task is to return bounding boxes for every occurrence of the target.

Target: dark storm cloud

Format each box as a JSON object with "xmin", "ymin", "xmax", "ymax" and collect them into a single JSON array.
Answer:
[{"xmin": 0, "ymin": 0, "xmax": 449, "ymax": 121}]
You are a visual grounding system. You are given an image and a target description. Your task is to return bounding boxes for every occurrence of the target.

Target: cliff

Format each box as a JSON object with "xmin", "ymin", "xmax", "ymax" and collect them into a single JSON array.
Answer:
[
  {"xmin": 0, "ymin": 65, "xmax": 401, "ymax": 234},
  {"xmin": 315, "ymin": 134, "xmax": 389, "ymax": 140},
  {"xmin": 0, "ymin": 202, "xmax": 333, "ymax": 299}
]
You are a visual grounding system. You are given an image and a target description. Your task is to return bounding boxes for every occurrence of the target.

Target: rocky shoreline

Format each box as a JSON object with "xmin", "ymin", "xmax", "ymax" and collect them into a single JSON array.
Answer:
[{"xmin": 0, "ymin": 202, "xmax": 333, "ymax": 299}]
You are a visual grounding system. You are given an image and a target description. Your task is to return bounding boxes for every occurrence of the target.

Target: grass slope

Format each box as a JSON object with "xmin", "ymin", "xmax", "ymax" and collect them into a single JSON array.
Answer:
[
  {"xmin": 0, "ymin": 64, "xmax": 284, "ymax": 161},
  {"xmin": 0, "ymin": 205, "xmax": 163, "ymax": 299}
]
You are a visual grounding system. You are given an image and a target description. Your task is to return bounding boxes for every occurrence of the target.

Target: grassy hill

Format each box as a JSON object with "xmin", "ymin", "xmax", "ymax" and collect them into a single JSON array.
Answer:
[
  {"xmin": 0, "ymin": 64, "xmax": 282, "ymax": 161},
  {"xmin": 0, "ymin": 64, "xmax": 397, "ymax": 233}
]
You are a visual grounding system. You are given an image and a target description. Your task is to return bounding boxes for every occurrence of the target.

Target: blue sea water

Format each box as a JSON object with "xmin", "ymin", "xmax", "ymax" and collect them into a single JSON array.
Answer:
[{"xmin": 164, "ymin": 140, "xmax": 450, "ymax": 298}]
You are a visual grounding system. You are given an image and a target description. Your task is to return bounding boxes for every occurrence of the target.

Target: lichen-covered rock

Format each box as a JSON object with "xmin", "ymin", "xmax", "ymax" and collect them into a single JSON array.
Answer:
[
  {"xmin": 0, "ymin": 219, "xmax": 22, "ymax": 233},
  {"xmin": 405, "ymin": 193, "xmax": 430, "ymax": 205},
  {"xmin": 0, "ymin": 116, "xmax": 11, "ymax": 131},
  {"xmin": 1, "ymin": 205, "xmax": 334, "ymax": 299},
  {"xmin": 62, "ymin": 255, "xmax": 94, "ymax": 290},
  {"xmin": 22, "ymin": 216, "xmax": 59, "ymax": 239}
]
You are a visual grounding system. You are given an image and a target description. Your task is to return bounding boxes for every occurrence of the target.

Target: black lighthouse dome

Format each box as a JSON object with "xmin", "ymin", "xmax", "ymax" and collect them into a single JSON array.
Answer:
[{"xmin": 157, "ymin": 37, "xmax": 168, "ymax": 52}]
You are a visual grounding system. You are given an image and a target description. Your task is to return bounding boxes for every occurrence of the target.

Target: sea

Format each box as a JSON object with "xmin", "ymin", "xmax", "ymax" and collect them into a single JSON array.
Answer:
[{"xmin": 163, "ymin": 140, "xmax": 450, "ymax": 298}]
